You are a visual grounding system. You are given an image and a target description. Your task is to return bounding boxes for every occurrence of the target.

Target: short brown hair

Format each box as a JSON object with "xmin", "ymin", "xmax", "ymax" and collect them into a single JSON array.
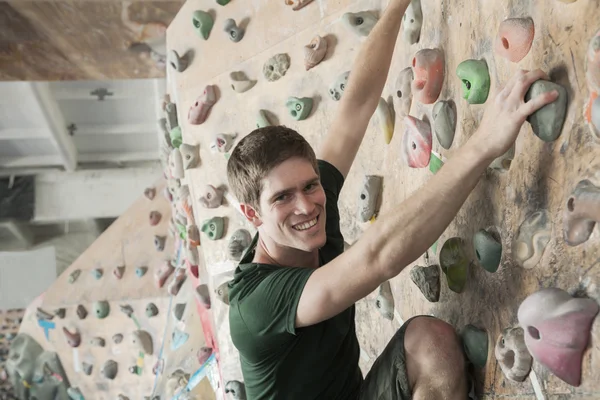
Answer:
[{"xmin": 227, "ymin": 126, "xmax": 318, "ymax": 209}]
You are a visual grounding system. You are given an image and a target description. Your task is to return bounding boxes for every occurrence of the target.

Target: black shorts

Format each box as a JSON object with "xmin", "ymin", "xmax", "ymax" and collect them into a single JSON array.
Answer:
[{"xmin": 357, "ymin": 316, "xmax": 427, "ymax": 400}]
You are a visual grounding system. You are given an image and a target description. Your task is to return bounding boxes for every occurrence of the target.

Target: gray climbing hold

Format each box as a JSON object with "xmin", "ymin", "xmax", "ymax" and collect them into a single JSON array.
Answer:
[
  {"xmin": 173, "ymin": 303, "xmax": 186, "ymax": 321},
  {"xmin": 329, "ymin": 71, "xmax": 350, "ymax": 101},
  {"xmin": 461, "ymin": 325, "xmax": 489, "ymax": 368},
  {"xmin": 215, "ymin": 281, "xmax": 230, "ymax": 305},
  {"xmin": 228, "ymin": 229, "xmax": 252, "ymax": 261},
  {"xmin": 68, "ymin": 269, "xmax": 81, "ymax": 283},
  {"xmin": 410, "ymin": 265, "xmax": 440, "ymax": 302},
  {"xmin": 93, "ymin": 300, "xmax": 110, "ymax": 319},
  {"xmin": 432, "ymin": 101, "xmax": 456, "ymax": 149},
  {"xmin": 196, "ymin": 284, "xmax": 211, "ymax": 309},
  {"xmin": 131, "ymin": 330, "xmax": 153, "ymax": 356},
  {"xmin": 82, "ymin": 362, "xmax": 93, "ymax": 375},
  {"xmin": 224, "ymin": 18, "xmax": 244, "ymax": 42},
  {"xmin": 76, "ymin": 305, "xmax": 87, "ymax": 320},
  {"xmin": 358, "ymin": 175, "xmax": 382, "ymax": 222},
  {"xmin": 146, "ymin": 303, "xmax": 159, "ymax": 318},
  {"xmin": 113, "ymin": 333, "xmax": 123, "ymax": 344},
  {"xmin": 525, "ymin": 80, "xmax": 568, "ymax": 142},
  {"xmin": 90, "ymin": 337, "xmax": 106, "ymax": 347},
  {"xmin": 374, "ymin": 281, "xmax": 394, "ymax": 320},
  {"xmin": 36, "ymin": 308, "xmax": 54, "ymax": 321},
  {"xmin": 54, "ymin": 308, "xmax": 66, "ymax": 319},
  {"xmin": 168, "ymin": 50, "xmax": 188, "ymax": 72},
  {"xmin": 341, "ymin": 11, "xmax": 378, "ymax": 37},
  {"xmin": 225, "ymin": 380, "xmax": 247, "ymax": 400},
  {"xmin": 101, "ymin": 359, "xmax": 118, "ymax": 380},
  {"xmin": 120, "ymin": 304, "xmax": 134, "ymax": 318}
]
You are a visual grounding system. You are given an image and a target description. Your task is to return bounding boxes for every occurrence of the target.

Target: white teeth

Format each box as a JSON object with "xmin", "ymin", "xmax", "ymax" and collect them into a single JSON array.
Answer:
[{"xmin": 294, "ymin": 218, "xmax": 317, "ymax": 231}]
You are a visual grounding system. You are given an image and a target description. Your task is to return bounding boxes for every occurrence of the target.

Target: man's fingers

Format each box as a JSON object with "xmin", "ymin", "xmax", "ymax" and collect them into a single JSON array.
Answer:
[
  {"xmin": 502, "ymin": 69, "xmax": 529, "ymax": 95},
  {"xmin": 520, "ymin": 90, "xmax": 559, "ymax": 117},
  {"xmin": 509, "ymin": 69, "xmax": 550, "ymax": 101}
]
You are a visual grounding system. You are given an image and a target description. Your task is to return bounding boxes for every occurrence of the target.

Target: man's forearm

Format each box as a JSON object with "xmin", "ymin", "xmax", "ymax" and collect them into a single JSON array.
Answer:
[{"xmin": 366, "ymin": 141, "xmax": 493, "ymax": 279}]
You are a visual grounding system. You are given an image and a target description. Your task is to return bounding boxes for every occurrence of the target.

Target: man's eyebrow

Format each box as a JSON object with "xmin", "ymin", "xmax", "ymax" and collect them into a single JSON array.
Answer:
[{"xmin": 269, "ymin": 178, "xmax": 320, "ymax": 201}]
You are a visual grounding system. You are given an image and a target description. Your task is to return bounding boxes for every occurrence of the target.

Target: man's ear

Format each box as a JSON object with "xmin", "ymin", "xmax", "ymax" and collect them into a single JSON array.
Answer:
[{"xmin": 240, "ymin": 203, "xmax": 263, "ymax": 228}]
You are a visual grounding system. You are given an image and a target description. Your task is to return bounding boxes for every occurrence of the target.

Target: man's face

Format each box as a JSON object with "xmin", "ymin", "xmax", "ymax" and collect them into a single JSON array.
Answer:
[{"xmin": 253, "ymin": 157, "xmax": 327, "ymax": 253}]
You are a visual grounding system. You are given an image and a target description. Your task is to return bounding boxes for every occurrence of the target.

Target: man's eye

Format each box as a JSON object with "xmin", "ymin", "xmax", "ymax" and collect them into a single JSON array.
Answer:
[
  {"xmin": 304, "ymin": 183, "xmax": 317, "ymax": 191},
  {"xmin": 275, "ymin": 194, "xmax": 288, "ymax": 202}
]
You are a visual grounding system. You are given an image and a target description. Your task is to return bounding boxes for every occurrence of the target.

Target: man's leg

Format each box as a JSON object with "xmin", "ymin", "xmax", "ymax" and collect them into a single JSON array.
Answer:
[{"xmin": 359, "ymin": 316, "xmax": 467, "ymax": 400}]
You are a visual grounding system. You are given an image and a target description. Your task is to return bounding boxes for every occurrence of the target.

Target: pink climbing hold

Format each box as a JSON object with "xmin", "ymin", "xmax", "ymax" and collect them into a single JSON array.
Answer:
[
  {"xmin": 154, "ymin": 261, "xmax": 175, "ymax": 289},
  {"xmin": 188, "ymin": 85, "xmax": 217, "ymax": 125},
  {"xmin": 518, "ymin": 288, "xmax": 599, "ymax": 386},
  {"xmin": 402, "ymin": 116, "xmax": 432, "ymax": 168},
  {"xmin": 495, "ymin": 18, "xmax": 535, "ymax": 63},
  {"xmin": 411, "ymin": 48, "xmax": 445, "ymax": 104},
  {"xmin": 149, "ymin": 211, "xmax": 162, "ymax": 226}
]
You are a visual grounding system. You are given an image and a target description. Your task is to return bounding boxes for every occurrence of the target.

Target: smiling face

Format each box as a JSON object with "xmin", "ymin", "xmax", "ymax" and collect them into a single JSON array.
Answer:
[{"xmin": 248, "ymin": 157, "xmax": 326, "ymax": 253}]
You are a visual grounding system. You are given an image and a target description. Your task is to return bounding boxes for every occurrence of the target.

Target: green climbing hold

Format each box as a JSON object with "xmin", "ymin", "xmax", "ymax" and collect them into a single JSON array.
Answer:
[
  {"xmin": 473, "ymin": 229, "xmax": 502, "ymax": 273},
  {"xmin": 170, "ymin": 126, "xmax": 182, "ymax": 148},
  {"xmin": 286, "ymin": 97, "xmax": 313, "ymax": 121},
  {"xmin": 456, "ymin": 60, "xmax": 490, "ymax": 104},
  {"xmin": 439, "ymin": 237, "xmax": 469, "ymax": 293},
  {"xmin": 524, "ymin": 80, "xmax": 568, "ymax": 142},
  {"xmin": 216, "ymin": 0, "xmax": 230, "ymax": 4},
  {"xmin": 201, "ymin": 217, "xmax": 224, "ymax": 240},
  {"xmin": 461, "ymin": 324, "xmax": 488, "ymax": 368},
  {"xmin": 192, "ymin": 10, "xmax": 214, "ymax": 40},
  {"xmin": 93, "ymin": 301, "xmax": 110, "ymax": 319}
]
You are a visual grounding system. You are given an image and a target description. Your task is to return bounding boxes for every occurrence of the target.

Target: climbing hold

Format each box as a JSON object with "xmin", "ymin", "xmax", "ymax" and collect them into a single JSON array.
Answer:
[
  {"xmin": 525, "ymin": 80, "xmax": 568, "ymax": 142},
  {"xmin": 461, "ymin": 325, "xmax": 489, "ymax": 368},
  {"xmin": 144, "ymin": 187, "xmax": 156, "ymax": 200},
  {"xmin": 120, "ymin": 304, "xmax": 134, "ymax": 318},
  {"xmin": 224, "ymin": 18, "xmax": 244, "ymax": 42},
  {"xmin": 285, "ymin": 0, "xmax": 314, "ymax": 10},
  {"xmin": 113, "ymin": 265, "xmax": 125, "ymax": 279},
  {"xmin": 495, "ymin": 326, "xmax": 532, "ymax": 382},
  {"xmin": 263, "ymin": 53, "xmax": 290, "ymax": 82},
  {"xmin": 197, "ymin": 347, "xmax": 213, "ymax": 365},
  {"xmin": 153, "ymin": 236, "xmax": 166, "ymax": 253},
  {"xmin": 495, "ymin": 18, "xmax": 535, "ymax": 63},
  {"xmin": 101, "ymin": 360, "xmax": 118, "ymax": 380},
  {"xmin": 402, "ymin": 116, "xmax": 432, "ymax": 168},
  {"xmin": 286, "ymin": 97, "xmax": 313, "ymax": 121},
  {"xmin": 473, "ymin": 229, "xmax": 502, "ymax": 273},
  {"xmin": 563, "ymin": 179, "xmax": 600, "ymax": 246},
  {"xmin": 155, "ymin": 261, "xmax": 175, "ymax": 288},
  {"xmin": 518, "ymin": 288, "xmax": 599, "ymax": 386},
  {"xmin": 92, "ymin": 268, "xmax": 103, "ymax": 280},
  {"xmin": 591, "ymin": 96, "xmax": 600, "ymax": 138},
  {"xmin": 489, "ymin": 145, "xmax": 514, "ymax": 170},
  {"xmin": 36, "ymin": 308, "xmax": 53, "ymax": 321},
  {"xmin": 410, "ymin": 265, "xmax": 440, "ymax": 302},
  {"xmin": 117, "ymin": 395, "xmax": 129, "ymax": 400},
  {"xmin": 68, "ymin": 269, "xmax": 81, "ymax": 283},
  {"xmin": 170, "ymin": 126, "xmax": 182, "ymax": 148},
  {"xmin": 173, "ymin": 303, "xmax": 186, "ymax": 321},
  {"xmin": 411, "ymin": 48, "xmax": 445, "ymax": 104},
  {"xmin": 171, "ymin": 328, "xmax": 189, "ymax": 350},
  {"xmin": 192, "ymin": 10, "xmax": 213, "ymax": 40},
  {"xmin": 304, "ymin": 35, "xmax": 328, "ymax": 70},
  {"xmin": 403, "ymin": 0, "xmax": 422, "ymax": 44},
  {"xmin": 211, "ymin": 133, "xmax": 238, "ymax": 153},
  {"xmin": 217, "ymin": 0, "xmax": 230, "ymax": 4},
  {"xmin": 439, "ymin": 237, "xmax": 469, "ymax": 293},
  {"xmin": 149, "ymin": 211, "xmax": 162, "ymax": 226},
  {"xmin": 168, "ymin": 50, "xmax": 188, "ymax": 72},
  {"xmin": 62, "ymin": 327, "xmax": 81, "ymax": 347},
  {"xmin": 185, "ymin": 241, "xmax": 199, "ymax": 266},
  {"xmin": 228, "ymin": 229, "xmax": 253, "ymax": 261},
  {"xmin": 93, "ymin": 301, "xmax": 110, "ymax": 319},
  {"xmin": 375, "ymin": 281, "xmax": 394, "ymax": 320},
  {"xmin": 136, "ymin": 266, "xmax": 148, "ymax": 277},
  {"xmin": 188, "ymin": 225, "xmax": 201, "ymax": 247},
  {"xmin": 230, "ymin": 71, "xmax": 256, "ymax": 93},
  {"xmin": 164, "ymin": 100, "xmax": 179, "ymax": 131},
  {"xmin": 394, "ymin": 67, "xmax": 413, "ymax": 118},
  {"xmin": 586, "ymin": 29, "xmax": 600, "ymax": 119},
  {"xmin": 113, "ymin": 333, "xmax": 123, "ymax": 344},
  {"xmin": 357, "ymin": 175, "xmax": 382, "ymax": 223},
  {"xmin": 82, "ymin": 362, "xmax": 93, "ymax": 376},
  {"xmin": 196, "ymin": 284, "xmax": 212, "ymax": 309},
  {"xmin": 377, "ymin": 98, "xmax": 395, "ymax": 144},
  {"xmin": 67, "ymin": 387, "xmax": 85, "ymax": 400},
  {"xmin": 341, "ymin": 11, "xmax": 378, "ymax": 37},
  {"xmin": 146, "ymin": 303, "xmax": 159, "ymax": 318},
  {"xmin": 256, "ymin": 110, "xmax": 272, "ymax": 128},
  {"xmin": 201, "ymin": 217, "xmax": 225, "ymax": 240},
  {"xmin": 131, "ymin": 330, "xmax": 153, "ymax": 356},
  {"xmin": 169, "ymin": 148, "xmax": 184, "ymax": 179},
  {"xmin": 76, "ymin": 305, "xmax": 87, "ymax": 320},
  {"xmin": 168, "ymin": 178, "xmax": 182, "ymax": 199},
  {"xmin": 90, "ymin": 337, "xmax": 106, "ymax": 347},
  {"xmin": 54, "ymin": 308, "xmax": 66, "ymax": 319},
  {"xmin": 432, "ymin": 100, "xmax": 456, "ymax": 149},
  {"xmin": 215, "ymin": 281, "xmax": 231, "ymax": 305},
  {"xmin": 456, "ymin": 59, "xmax": 490, "ymax": 104},
  {"xmin": 225, "ymin": 380, "xmax": 247, "ymax": 400},
  {"xmin": 513, "ymin": 210, "xmax": 552, "ymax": 269},
  {"xmin": 329, "ymin": 71, "xmax": 350, "ymax": 102},
  {"xmin": 168, "ymin": 268, "xmax": 187, "ymax": 296},
  {"xmin": 188, "ymin": 85, "xmax": 216, "ymax": 125}
]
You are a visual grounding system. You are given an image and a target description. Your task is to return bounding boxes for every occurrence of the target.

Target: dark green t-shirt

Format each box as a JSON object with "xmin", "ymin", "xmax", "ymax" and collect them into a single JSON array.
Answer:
[{"xmin": 228, "ymin": 160, "xmax": 362, "ymax": 400}]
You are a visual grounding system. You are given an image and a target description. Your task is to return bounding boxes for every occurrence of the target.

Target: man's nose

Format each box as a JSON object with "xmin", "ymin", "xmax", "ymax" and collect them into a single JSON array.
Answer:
[{"xmin": 295, "ymin": 193, "xmax": 316, "ymax": 215}]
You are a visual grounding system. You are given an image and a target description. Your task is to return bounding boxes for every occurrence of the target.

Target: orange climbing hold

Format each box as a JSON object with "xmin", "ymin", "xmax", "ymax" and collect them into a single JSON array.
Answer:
[
  {"xmin": 411, "ymin": 49, "xmax": 445, "ymax": 104},
  {"xmin": 495, "ymin": 18, "xmax": 535, "ymax": 63}
]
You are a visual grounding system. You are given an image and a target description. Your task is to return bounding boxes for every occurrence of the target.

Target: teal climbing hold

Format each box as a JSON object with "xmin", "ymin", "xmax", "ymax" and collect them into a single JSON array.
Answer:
[{"xmin": 473, "ymin": 229, "xmax": 502, "ymax": 273}]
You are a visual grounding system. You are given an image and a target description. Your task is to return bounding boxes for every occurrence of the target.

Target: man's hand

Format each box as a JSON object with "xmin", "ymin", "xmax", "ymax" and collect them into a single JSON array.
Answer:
[{"xmin": 471, "ymin": 69, "xmax": 559, "ymax": 160}]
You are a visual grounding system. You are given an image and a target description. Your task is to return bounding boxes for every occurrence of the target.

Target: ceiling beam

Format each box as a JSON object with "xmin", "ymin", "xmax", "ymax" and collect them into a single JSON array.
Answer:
[{"xmin": 25, "ymin": 82, "xmax": 77, "ymax": 171}]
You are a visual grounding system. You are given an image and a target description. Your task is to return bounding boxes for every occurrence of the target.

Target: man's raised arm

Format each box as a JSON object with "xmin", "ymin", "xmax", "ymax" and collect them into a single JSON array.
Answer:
[{"xmin": 319, "ymin": 0, "xmax": 411, "ymax": 178}]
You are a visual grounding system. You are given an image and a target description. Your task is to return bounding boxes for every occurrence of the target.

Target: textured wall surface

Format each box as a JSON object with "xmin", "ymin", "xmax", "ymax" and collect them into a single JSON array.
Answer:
[{"xmin": 167, "ymin": 0, "xmax": 600, "ymax": 397}]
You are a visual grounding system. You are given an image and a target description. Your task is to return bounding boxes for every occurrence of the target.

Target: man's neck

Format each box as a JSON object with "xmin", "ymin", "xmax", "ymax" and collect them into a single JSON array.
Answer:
[{"xmin": 254, "ymin": 234, "xmax": 319, "ymax": 269}]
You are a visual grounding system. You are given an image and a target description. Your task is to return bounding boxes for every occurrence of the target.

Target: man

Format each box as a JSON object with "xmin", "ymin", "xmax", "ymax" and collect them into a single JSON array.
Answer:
[{"xmin": 225, "ymin": 0, "xmax": 558, "ymax": 398}]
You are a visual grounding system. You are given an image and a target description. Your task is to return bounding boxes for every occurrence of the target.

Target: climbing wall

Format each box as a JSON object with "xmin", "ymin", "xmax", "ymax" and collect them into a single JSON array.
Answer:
[
  {"xmin": 15, "ymin": 180, "xmax": 216, "ymax": 399},
  {"xmin": 0, "ymin": 308, "xmax": 25, "ymax": 399},
  {"xmin": 165, "ymin": 0, "xmax": 600, "ymax": 397}
]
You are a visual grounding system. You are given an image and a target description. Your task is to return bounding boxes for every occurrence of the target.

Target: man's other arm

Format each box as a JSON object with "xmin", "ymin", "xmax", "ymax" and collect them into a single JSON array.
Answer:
[{"xmin": 319, "ymin": 0, "xmax": 411, "ymax": 178}]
